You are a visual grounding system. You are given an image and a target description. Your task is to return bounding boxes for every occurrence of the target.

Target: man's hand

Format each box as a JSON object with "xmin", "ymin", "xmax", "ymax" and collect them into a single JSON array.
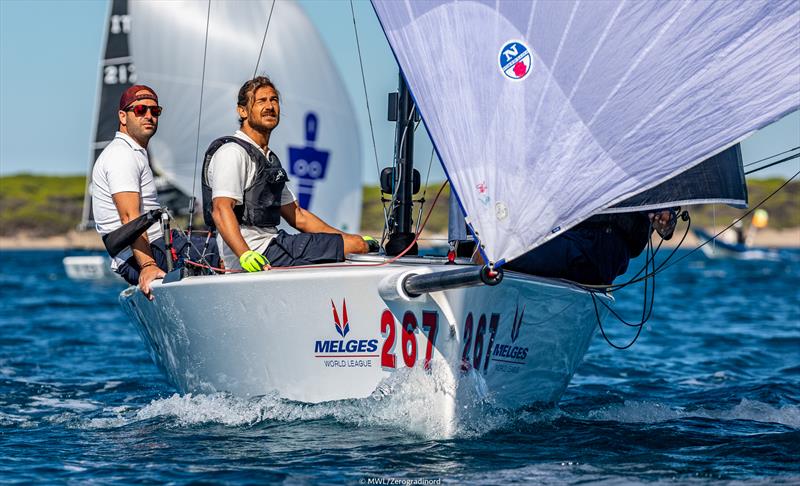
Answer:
[
  {"xmin": 649, "ymin": 209, "xmax": 677, "ymax": 240},
  {"xmin": 362, "ymin": 235, "xmax": 381, "ymax": 253},
  {"xmin": 138, "ymin": 264, "xmax": 166, "ymax": 300},
  {"xmin": 240, "ymin": 250, "xmax": 269, "ymax": 272}
]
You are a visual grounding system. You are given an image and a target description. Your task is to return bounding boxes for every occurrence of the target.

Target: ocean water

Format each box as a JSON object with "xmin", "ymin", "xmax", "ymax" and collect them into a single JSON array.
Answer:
[{"xmin": 0, "ymin": 248, "xmax": 798, "ymax": 484}]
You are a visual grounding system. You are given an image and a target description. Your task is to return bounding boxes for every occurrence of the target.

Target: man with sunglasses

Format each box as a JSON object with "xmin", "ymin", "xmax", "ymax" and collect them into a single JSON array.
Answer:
[{"xmin": 91, "ymin": 85, "xmax": 167, "ymax": 299}]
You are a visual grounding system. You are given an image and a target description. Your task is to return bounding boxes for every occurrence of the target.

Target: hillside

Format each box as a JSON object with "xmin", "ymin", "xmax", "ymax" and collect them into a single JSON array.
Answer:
[
  {"xmin": 0, "ymin": 174, "xmax": 86, "ymax": 237},
  {"xmin": 0, "ymin": 174, "xmax": 797, "ymax": 238}
]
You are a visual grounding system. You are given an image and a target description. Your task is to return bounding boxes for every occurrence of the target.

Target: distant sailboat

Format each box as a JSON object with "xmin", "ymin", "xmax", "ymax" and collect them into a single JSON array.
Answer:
[
  {"xmin": 78, "ymin": 0, "xmax": 192, "ymax": 233},
  {"xmin": 693, "ymin": 209, "xmax": 780, "ymax": 260},
  {"xmin": 66, "ymin": 0, "xmax": 137, "ymax": 280},
  {"xmin": 114, "ymin": 0, "xmax": 799, "ymax": 432},
  {"xmin": 66, "ymin": 0, "xmax": 192, "ymax": 280}
]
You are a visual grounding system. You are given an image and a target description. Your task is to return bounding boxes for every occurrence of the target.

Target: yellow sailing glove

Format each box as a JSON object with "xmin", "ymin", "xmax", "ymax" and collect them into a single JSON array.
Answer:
[
  {"xmin": 239, "ymin": 250, "xmax": 269, "ymax": 272},
  {"xmin": 363, "ymin": 235, "xmax": 380, "ymax": 253}
]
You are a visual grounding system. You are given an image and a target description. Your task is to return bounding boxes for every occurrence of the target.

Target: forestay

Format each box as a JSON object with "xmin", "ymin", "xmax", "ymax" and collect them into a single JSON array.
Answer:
[
  {"xmin": 372, "ymin": 0, "xmax": 800, "ymax": 264},
  {"xmin": 129, "ymin": 0, "xmax": 363, "ymax": 232}
]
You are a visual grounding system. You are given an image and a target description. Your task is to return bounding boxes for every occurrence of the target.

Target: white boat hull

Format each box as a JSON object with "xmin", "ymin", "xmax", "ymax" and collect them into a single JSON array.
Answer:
[
  {"xmin": 63, "ymin": 256, "xmax": 114, "ymax": 280},
  {"xmin": 120, "ymin": 258, "xmax": 608, "ymax": 419}
]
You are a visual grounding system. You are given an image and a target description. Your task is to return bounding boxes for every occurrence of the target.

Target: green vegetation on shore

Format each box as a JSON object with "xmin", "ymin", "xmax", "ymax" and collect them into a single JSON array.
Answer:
[
  {"xmin": 0, "ymin": 174, "xmax": 796, "ymax": 237},
  {"xmin": 0, "ymin": 174, "xmax": 86, "ymax": 236}
]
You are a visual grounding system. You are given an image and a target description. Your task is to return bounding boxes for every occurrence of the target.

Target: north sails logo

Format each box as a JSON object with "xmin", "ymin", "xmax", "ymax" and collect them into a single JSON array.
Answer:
[
  {"xmin": 331, "ymin": 299, "xmax": 350, "ymax": 338},
  {"xmin": 499, "ymin": 40, "xmax": 532, "ymax": 80}
]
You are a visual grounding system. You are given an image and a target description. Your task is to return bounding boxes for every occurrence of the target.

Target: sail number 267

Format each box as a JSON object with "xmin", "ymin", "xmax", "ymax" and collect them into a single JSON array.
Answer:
[{"xmin": 380, "ymin": 310, "xmax": 438, "ymax": 370}]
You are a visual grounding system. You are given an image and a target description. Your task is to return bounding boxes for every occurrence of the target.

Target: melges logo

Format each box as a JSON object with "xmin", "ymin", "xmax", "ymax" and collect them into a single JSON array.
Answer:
[
  {"xmin": 332, "ymin": 298, "xmax": 350, "ymax": 337},
  {"xmin": 314, "ymin": 299, "xmax": 378, "ymax": 356},
  {"xmin": 491, "ymin": 304, "xmax": 529, "ymax": 364}
]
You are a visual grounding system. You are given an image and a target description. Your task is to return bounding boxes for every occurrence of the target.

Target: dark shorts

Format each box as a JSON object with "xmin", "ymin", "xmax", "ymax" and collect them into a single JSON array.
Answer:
[
  {"xmin": 116, "ymin": 230, "xmax": 220, "ymax": 285},
  {"xmin": 263, "ymin": 230, "xmax": 344, "ymax": 267}
]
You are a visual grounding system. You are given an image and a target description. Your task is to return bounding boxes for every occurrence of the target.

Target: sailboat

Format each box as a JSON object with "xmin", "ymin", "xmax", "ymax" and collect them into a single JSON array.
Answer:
[
  {"xmin": 693, "ymin": 209, "xmax": 780, "ymax": 260},
  {"xmin": 116, "ymin": 0, "xmax": 800, "ymax": 430}
]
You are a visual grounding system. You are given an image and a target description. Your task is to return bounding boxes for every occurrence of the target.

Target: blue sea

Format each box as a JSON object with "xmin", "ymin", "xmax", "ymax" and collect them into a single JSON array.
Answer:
[{"xmin": 1, "ymin": 248, "xmax": 798, "ymax": 484}]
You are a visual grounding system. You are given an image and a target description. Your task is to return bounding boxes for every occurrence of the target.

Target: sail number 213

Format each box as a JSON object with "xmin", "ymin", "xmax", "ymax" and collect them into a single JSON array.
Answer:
[{"xmin": 380, "ymin": 310, "xmax": 438, "ymax": 370}]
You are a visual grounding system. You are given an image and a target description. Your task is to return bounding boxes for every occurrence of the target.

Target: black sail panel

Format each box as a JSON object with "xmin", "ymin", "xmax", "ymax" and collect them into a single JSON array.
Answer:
[{"xmin": 606, "ymin": 144, "xmax": 748, "ymax": 212}]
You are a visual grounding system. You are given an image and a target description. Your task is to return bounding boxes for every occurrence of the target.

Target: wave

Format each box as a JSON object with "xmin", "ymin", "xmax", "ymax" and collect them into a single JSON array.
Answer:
[{"xmin": 582, "ymin": 398, "xmax": 800, "ymax": 429}]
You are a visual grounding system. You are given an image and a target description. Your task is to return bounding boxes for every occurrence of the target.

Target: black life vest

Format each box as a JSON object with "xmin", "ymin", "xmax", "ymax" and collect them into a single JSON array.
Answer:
[{"xmin": 201, "ymin": 136, "xmax": 289, "ymax": 230}]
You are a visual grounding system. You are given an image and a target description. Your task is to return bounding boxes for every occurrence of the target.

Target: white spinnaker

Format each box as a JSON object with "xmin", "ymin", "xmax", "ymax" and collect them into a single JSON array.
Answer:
[
  {"xmin": 372, "ymin": 0, "xmax": 800, "ymax": 264},
  {"xmin": 129, "ymin": 0, "xmax": 362, "ymax": 232}
]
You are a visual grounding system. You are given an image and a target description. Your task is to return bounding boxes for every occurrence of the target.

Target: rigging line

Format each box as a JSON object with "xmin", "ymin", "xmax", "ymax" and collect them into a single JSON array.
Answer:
[
  {"xmin": 744, "ymin": 152, "xmax": 800, "ymax": 175},
  {"xmin": 591, "ymin": 293, "xmax": 645, "ymax": 350},
  {"xmin": 743, "ymin": 146, "xmax": 799, "ymax": 168},
  {"xmin": 415, "ymin": 148, "xmax": 437, "ymax": 234},
  {"xmin": 187, "ymin": 0, "xmax": 213, "ymax": 233},
  {"xmin": 349, "ymin": 0, "xmax": 381, "ymax": 180},
  {"xmin": 662, "ymin": 168, "xmax": 800, "ymax": 272},
  {"xmin": 576, "ymin": 214, "xmax": 691, "ymax": 291},
  {"xmin": 252, "ymin": 0, "xmax": 277, "ymax": 78}
]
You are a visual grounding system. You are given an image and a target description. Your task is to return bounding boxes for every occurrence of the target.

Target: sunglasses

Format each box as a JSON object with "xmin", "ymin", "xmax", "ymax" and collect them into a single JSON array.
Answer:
[{"xmin": 125, "ymin": 104, "xmax": 163, "ymax": 117}]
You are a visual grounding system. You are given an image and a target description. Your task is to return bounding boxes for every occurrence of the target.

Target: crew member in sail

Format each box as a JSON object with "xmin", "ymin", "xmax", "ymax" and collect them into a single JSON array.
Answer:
[
  {"xmin": 504, "ymin": 210, "xmax": 677, "ymax": 285},
  {"xmin": 202, "ymin": 76, "xmax": 376, "ymax": 272},
  {"xmin": 90, "ymin": 85, "xmax": 170, "ymax": 298}
]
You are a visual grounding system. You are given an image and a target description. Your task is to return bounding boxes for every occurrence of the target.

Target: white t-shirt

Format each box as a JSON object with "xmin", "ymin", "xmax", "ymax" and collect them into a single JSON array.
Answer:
[
  {"xmin": 206, "ymin": 130, "xmax": 296, "ymax": 270},
  {"xmin": 91, "ymin": 132, "xmax": 163, "ymax": 268}
]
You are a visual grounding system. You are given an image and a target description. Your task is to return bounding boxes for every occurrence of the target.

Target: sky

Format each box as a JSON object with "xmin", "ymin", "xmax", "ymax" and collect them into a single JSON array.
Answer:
[{"xmin": 1, "ymin": 0, "xmax": 798, "ymax": 184}]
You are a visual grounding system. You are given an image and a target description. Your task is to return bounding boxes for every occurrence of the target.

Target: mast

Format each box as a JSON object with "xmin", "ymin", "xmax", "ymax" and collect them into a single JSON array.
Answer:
[{"xmin": 384, "ymin": 74, "xmax": 419, "ymax": 256}]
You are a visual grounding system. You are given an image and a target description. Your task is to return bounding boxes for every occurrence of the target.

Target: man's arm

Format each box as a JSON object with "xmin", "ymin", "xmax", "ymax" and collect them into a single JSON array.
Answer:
[
  {"xmin": 280, "ymin": 201, "xmax": 343, "ymax": 234},
  {"xmin": 212, "ymin": 197, "xmax": 269, "ymax": 271},
  {"xmin": 281, "ymin": 202, "xmax": 369, "ymax": 254},
  {"xmin": 212, "ymin": 197, "xmax": 252, "ymax": 257},
  {"xmin": 112, "ymin": 191, "xmax": 165, "ymax": 300}
]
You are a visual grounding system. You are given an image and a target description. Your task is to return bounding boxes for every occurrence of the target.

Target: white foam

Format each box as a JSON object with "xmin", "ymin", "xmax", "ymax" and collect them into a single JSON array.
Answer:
[
  {"xmin": 82, "ymin": 365, "xmax": 507, "ymax": 438},
  {"xmin": 585, "ymin": 398, "xmax": 800, "ymax": 429},
  {"xmin": 30, "ymin": 396, "xmax": 100, "ymax": 412}
]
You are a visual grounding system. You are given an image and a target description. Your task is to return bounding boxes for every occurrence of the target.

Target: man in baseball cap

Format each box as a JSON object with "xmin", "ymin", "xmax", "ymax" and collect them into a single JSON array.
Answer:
[{"xmin": 91, "ymin": 84, "xmax": 166, "ymax": 298}]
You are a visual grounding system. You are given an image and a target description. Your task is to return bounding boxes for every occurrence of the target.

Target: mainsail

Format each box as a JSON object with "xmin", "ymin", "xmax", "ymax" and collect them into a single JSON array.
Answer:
[
  {"xmin": 372, "ymin": 0, "xmax": 800, "ymax": 264},
  {"xmin": 128, "ymin": 0, "xmax": 363, "ymax": 232}
]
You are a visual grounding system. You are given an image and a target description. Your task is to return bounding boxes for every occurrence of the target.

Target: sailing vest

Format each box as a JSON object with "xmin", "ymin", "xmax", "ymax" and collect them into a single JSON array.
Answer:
[{"xmin": 201, "ymin": 136, "xmax": 289, "ymax": 230}]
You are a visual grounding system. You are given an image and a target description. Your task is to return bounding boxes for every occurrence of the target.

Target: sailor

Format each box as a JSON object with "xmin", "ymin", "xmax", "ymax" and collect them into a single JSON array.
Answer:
[
  {"xmin": 90, "ymin": 85, "xmax": 167, "ymax": 298},
  {"xmin": 202, "ymin": 76, "xmax": 377, "ymax": 272},
  {"xmin": 504, "ymin": 210, "xmax": 677, "ymax": 285}
]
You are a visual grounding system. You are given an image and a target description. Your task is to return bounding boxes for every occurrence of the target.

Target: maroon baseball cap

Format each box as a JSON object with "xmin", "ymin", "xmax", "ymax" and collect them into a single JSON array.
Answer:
[{"xmin": 119, "ymin": 85, "xmax": 158, "ymax": 111}]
